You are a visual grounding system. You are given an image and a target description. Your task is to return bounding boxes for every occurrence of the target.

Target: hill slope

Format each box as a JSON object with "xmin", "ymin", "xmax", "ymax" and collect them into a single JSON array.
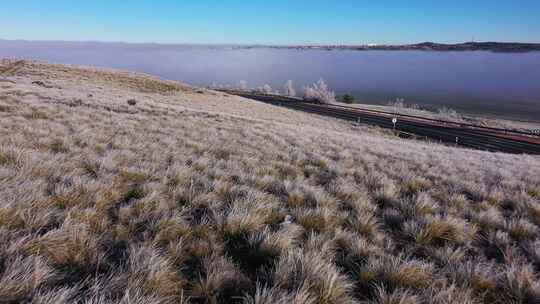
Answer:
[{"xmin": 1, "ymin": 60, "xmax": 540, "ymax": 303}]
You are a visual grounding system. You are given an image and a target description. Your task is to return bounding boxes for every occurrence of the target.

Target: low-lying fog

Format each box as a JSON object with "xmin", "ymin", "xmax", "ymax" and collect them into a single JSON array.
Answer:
[{"xmin": 1, "ymin": 40, "xmax": 539, "ymax": 121}]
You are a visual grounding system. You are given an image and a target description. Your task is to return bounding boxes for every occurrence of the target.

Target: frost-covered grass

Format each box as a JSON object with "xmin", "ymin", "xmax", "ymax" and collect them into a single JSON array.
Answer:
[{"xmin": 1, "ymin": 60, "xmax": 540, "ymax": 303}]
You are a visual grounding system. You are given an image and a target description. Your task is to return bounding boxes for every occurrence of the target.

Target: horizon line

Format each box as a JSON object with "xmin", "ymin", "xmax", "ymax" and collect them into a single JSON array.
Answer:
[{"xmin": 1, "ymin": 38, "xmax": 539, "ymax": 47}]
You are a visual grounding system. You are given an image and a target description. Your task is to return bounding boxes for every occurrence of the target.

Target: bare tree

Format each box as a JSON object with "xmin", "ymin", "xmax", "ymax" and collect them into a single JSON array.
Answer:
[
  {"xmin": 303, "ymin": 78, "xmax": 336, "ymax": 103},
  {"xmin": 283, "ymin": 80, "xmax": 296, "ymax": 97}
]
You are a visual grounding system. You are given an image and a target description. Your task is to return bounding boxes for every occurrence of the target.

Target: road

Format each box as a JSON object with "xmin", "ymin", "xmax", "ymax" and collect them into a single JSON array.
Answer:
[{"xmin": 220, "ymin": 90, "xmax": 540, "ymax": 155}]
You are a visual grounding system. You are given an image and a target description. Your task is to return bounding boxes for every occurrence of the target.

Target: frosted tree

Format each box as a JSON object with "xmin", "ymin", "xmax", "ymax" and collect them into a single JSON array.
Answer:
[
  {"xmin": 238, "ymin": 80, "xmax": 248, "ymax": 91},
  {"xmin": 263, "ymin": 84, "xmax": 273, "ymax": 94},
  {"xmin": 303, "ymin": 78, "xmax": 336, "ymax": 103},
  {"xmin": 283, "ymin": 80, "xmax": 296, "ymax": 97},
  {"xmin": 437, "ymin": 106, "xmax": 463, "ymax": 122},
  {"xmin": 256, "ymin": 84, "xmax": 273, "ymax": 94}
]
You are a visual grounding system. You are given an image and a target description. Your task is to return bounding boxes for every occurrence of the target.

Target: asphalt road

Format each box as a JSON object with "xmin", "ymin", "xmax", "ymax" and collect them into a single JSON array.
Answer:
[{"xmin": 221, "ymin": 90, "xmax": 540, "ymax": 155}]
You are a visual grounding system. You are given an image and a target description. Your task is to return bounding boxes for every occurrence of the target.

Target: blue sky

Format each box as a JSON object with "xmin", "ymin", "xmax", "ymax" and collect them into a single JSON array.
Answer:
[{"xmin": 1, "ymin": 0, "xmax": 539, "ymax": 44}]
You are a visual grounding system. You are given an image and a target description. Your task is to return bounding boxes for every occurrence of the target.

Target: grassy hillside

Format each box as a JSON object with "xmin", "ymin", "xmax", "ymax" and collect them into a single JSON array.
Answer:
[{"xmin": 1, "ymin": 60, "xmax": 540, "ymax": 304}]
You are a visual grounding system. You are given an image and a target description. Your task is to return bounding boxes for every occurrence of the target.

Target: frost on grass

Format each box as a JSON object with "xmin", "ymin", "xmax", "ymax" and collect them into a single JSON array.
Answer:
[{"xmin": 1, "ymin": 60, "xmax": 540, "ymax": 303}]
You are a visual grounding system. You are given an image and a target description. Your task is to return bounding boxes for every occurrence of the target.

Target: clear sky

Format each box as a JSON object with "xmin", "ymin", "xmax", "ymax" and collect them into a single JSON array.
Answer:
[{"xmin": 1, "ymin": 0, "xmax": 539, "ymax": 45}]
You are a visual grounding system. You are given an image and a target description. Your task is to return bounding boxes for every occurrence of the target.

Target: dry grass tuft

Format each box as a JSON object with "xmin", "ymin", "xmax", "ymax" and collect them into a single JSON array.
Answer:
[
  {"xmin": 369, "ymin": 285, "xmax": 419, "ymax": 304},
  {"xmin": 506, "ymin": 218, "xmax": 538, "ymax": 241},
  {"xmin": 275, "ymin": 250, "xmax": 357, "ymax": 304},
  {"xmin": 405, "ymin": 216, "xmax": 476, "ymax": 247},
  {"xmin": 24, "ymin": 221, "xmax": 104, "ymax": 281},
  {"xmin": 0, "ymin": 256, "xmax": 55, "ymax": 303}
]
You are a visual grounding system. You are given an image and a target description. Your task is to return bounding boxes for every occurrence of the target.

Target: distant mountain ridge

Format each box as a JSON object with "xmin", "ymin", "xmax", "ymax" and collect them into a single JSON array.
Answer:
[
  {"xmin": 402, "ymin": 41, "xmax": 540, "ymax": 52},
  {"xmin": 250, "ymin": 42, "xmax": 540, "ymax": 53}
]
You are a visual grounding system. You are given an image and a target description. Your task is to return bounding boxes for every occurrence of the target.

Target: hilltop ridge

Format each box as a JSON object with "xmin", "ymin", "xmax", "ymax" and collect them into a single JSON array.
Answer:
[{"xmin": 1, "ymin": 60, "xmax": 540, "ymax": 303}]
